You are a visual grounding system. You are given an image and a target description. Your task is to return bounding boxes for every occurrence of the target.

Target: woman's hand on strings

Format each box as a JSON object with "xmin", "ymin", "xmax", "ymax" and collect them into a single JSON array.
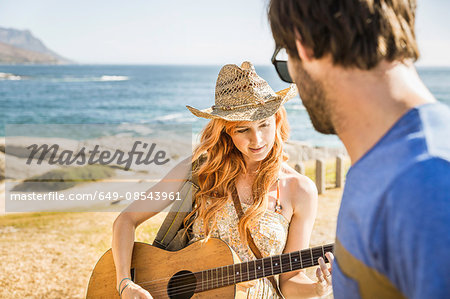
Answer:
[
  {"xmin": 314, "ymin": 251, "xmax": 334, "ymax": 297},
  {"xmin": 121, "ymin": 280, "xmax": 153, "ymax": 299}
]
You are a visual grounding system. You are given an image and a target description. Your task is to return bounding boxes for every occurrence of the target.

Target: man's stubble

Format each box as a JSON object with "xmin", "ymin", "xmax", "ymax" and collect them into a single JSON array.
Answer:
[{"xmin": 291, "ymin": 61, "xmax": 337, "ymax": 135}]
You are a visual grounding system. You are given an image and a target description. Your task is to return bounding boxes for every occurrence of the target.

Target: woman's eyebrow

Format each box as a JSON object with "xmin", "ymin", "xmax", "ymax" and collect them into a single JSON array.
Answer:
[{"xmin": 235, "ymin": 120, "xmax": 266, "ymax": 128}]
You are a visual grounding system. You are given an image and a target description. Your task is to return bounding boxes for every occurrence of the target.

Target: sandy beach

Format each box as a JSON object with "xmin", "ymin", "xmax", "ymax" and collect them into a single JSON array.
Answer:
[
  {"xmin": 0, "ymin": 189, "xmax": 341, "ymax": 298},
  {"xmin": 0, "ymin": 136, "xmax": 346, "ymax": 298}
]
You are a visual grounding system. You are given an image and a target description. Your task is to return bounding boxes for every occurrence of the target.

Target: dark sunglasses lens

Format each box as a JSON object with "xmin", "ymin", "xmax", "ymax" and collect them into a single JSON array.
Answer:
[{"xmin": 276, "ymin": 61, "xmax": 293, "ymax": 83}]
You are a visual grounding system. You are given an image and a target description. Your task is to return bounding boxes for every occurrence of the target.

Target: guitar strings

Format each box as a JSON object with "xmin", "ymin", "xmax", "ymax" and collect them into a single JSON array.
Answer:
[
  {"xmin": 136, "ymin": 247, "xmax": 332, "ymax": 289},
  {"xmin": 126, "ymin": 244, "xmax": 333, "ymax": 290},
  {"xmin": 134, "ymin": 249, "xmax": 329, "ymax": 289},
  {"xmin": 142, "ymin": 256, "xmax": 326, "ymax": 298},
  {"xmin": 140, "ymin": 260, "xmax": 311, "ymax": 298},
  {"xmin": 126, "ymin": 245, "xmax": 334, "ymax": 297},
  {"xmin": 136, "ymin": 251, "xmax": 328, "ymax": 296},
  {"xmin": 135, "ymin": 256, "xmax": 321, "ymax": 297},
  {"xmin": 138, "ymin": 269, "xmax": 270, "ymax": 298}
]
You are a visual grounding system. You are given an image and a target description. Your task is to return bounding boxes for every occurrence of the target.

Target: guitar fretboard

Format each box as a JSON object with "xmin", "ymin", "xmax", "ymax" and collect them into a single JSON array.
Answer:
[{"xmin": 194, "ymin": 243, "xmax": 334, "ymax": 292}]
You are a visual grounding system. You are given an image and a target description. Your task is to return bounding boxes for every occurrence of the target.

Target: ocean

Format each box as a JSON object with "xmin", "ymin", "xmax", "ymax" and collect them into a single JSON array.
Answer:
[{"xmin": 1, "ymin": 65, "xmax": 449, "ymax": 148}]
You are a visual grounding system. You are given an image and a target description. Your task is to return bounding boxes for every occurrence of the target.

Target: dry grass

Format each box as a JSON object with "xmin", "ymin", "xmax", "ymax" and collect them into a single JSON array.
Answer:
[
  {"xmin": 300, "ymin": 158, "xmax": 351, "ymax": 188},
  {"xmin": 0, "ymin": 189, "xmax": 342, "ymax": 298}
]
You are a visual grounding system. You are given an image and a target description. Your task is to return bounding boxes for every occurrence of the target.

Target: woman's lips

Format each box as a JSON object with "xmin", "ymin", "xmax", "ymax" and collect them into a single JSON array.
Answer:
[{"xmin": 249, "ymin": 145, "xmax": 265, "ymax": 153}]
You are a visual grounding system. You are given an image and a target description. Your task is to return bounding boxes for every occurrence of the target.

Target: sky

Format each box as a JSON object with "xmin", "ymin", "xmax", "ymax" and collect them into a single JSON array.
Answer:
[{"xmin": 0, "ymin": 0, "xmax": 449, "ymax": 66}]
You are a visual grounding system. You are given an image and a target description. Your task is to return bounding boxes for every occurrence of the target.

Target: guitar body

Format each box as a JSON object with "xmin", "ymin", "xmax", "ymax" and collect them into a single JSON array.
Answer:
[{"xmin": 86, "ymin": 238, "xmax": 248, "ymax": 299}]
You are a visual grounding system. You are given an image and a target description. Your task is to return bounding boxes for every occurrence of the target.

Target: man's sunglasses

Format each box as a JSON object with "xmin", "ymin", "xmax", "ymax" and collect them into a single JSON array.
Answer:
[{"xmin": 271, "ymin": 47, "xmax": 293, "ymax": 83}]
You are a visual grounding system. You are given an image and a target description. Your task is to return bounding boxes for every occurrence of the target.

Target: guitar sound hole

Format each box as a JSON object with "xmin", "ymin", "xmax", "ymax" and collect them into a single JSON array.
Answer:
[{"xmin": 167, "ymin": 270, "xmax": 197, "ymax": 299}]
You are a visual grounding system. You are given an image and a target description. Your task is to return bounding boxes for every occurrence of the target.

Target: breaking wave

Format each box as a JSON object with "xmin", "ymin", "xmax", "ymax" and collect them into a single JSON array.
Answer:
[{"xmin": 0, "ymin": 72, "xmax": 22, "ymax": 80}]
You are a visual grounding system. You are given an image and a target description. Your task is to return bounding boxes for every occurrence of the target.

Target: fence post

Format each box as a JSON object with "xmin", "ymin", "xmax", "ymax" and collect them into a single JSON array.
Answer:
[
  {"xmin": 336, "ymin": 155, "xmax": 344, "ymax": 188},
  {"xmin": 316, "ymin": 159, "xmax": 325, "ymax": 194},
  {"xmin": 294, "ymin": 162, "xmax": 305, "ymax": 175}
]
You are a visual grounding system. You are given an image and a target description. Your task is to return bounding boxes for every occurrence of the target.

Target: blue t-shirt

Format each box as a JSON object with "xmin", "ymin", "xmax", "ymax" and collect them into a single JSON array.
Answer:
[{"xmin": 333, "ymin": 103, "xmax": 450, "ymax": 299}]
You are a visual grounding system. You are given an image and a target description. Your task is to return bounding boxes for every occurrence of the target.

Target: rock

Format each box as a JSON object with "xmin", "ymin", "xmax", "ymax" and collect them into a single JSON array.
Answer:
[
  {"xmin": 2, "ymin": 152, "xmax": 59, "ymax": 180},
  {"xmin": 5, "ymin": 136, "xmax": 80, "ymax": 159},
  {"xmin": 0, "ymin": 151, "xmax": 4, "ymax": 180},
  {"xmin": 2, "ymin": 134, "xmax": 346, "ymax": 182},
  {"xmin": 2, "ymin": 135, "xmax": 192, "ymax": 181},
  {"xmin": 0, "ymin": 137, "xmax": 4, "ymax": 153}
]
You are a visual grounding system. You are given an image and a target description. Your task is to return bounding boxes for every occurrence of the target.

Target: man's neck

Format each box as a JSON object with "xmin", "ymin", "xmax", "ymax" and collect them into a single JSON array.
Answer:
[{"xmin": 324, "ymin": 61, "xmax": 436, "ymax": 164}]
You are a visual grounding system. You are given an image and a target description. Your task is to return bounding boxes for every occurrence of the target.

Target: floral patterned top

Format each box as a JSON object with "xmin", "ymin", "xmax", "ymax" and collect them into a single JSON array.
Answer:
[{"xmin": 191, "ymin": 197, "xmax": 290, "ymax": 298}]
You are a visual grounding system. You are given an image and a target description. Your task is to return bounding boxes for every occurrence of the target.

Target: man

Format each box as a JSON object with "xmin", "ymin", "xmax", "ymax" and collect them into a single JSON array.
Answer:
[{"xmin": 268, "ymin": 1, "xmax": 450, "ymax": 299}]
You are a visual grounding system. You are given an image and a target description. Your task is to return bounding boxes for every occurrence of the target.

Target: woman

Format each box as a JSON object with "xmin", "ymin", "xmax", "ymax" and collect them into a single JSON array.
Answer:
[{"xmin": 112, "ymin": 62, "xmax": 333, "ymax": 298}]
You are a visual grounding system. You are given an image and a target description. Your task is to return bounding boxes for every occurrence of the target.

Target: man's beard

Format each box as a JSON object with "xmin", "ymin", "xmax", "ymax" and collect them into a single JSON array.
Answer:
[{"xmin": 294, "ymin": 65, "xmax": 336, "ymax": 135}]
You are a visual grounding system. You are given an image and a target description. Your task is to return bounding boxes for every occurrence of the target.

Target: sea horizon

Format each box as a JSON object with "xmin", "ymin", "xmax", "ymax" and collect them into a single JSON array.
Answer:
[{"xmin": 1, "ymin": 64, "xmax": 449, "ymax": 148}]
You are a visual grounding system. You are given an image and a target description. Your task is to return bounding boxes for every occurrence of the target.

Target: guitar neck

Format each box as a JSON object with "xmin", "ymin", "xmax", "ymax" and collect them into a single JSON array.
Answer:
[{"xmin": 195, "ymin": 243, "xmax": 334, "ymax": 292}]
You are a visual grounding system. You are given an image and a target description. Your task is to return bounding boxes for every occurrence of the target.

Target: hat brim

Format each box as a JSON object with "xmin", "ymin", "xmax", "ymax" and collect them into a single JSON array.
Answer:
[{"xmin": 186, "ymin": 84, "xmax": 298, "ymax": 122}]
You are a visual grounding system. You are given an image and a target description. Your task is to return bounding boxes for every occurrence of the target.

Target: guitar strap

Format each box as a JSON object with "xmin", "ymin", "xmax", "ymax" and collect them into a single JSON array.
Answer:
[
  {"xmin": 231, "ymin": 186, "xmax": 285, "ymax": 299},
  {"xmin": 152, "ymin": 154, "xmax": 206, "ymax": 251}
]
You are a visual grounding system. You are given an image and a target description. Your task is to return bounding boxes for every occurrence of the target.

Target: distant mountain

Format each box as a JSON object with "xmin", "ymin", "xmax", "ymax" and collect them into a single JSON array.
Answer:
[
  {"xmin": 0, "ymin": 42, "xmax": 60, "ymax": 64},
  {"xmin": 0, "ymin": 27, "xmax": 72, "ymax": 64}
]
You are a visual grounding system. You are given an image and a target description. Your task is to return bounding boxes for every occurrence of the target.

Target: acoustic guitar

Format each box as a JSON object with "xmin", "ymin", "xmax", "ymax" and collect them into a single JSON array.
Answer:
[{"xmin": 86, "ymin": 238, "xmax": 334, "ymax": 299}]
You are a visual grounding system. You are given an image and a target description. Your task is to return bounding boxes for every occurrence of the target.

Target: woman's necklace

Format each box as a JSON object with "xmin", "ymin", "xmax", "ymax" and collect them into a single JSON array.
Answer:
[
  {"xmin": 236, "ymin": 172, "xmax": 256, "ymax": 205},
  {"xmin": 237, "ymin": 176, "xmax": 282, "ymax": 211},
  {"xmin": 238, "ymin": 185, "xmax": 254, "ymax": 205}
]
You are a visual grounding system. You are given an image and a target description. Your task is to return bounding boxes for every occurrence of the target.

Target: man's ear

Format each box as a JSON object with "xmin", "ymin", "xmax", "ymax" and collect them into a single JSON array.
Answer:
[{"xmin": 294, "ymin": 28, "xmax": 313, "ymax": 62}]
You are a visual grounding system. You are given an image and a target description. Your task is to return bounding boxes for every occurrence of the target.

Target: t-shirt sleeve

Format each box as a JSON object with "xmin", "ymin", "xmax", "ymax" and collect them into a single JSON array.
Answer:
[{"xmin": 384, "ymin": 157, "xmax": 450, "ymax": 299}]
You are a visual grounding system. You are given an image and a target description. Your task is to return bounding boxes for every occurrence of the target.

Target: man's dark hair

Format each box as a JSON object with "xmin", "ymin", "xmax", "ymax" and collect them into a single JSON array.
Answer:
[{"xmin": 268, "ymin": 0, "xmax": 419, "ymax": 69}]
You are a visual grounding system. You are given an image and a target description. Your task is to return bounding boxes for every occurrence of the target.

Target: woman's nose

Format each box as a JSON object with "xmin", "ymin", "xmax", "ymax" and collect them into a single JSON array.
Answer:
[{"xmin": 250, "ymin": 129, "xmax": 263, "ymax": 144}]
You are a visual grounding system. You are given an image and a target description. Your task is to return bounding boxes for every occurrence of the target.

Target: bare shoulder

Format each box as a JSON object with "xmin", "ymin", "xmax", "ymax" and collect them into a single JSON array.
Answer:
[{"xmin": 280, "ymin": 163, "xmax": 318, "ymax": 213}]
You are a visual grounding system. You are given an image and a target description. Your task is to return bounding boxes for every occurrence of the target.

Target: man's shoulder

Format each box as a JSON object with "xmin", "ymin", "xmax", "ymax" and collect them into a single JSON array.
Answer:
[
  {"xmin": 390, "ymin": 102, "xmax": 450, "ymax": 160},
  {"xmin": 347, "ymin": 102, "xmax": 449, "ymax": 186},
  {"xmin": 386, "ymin": 103, "xmax": 450, "ymax": 198},
  {"xmin": 416, "ymin": 102, "xmax": 450, "ymax": 161},
  {"xmin": 385, "ymin": 156, "xmax": 449, "ymax": 208}
]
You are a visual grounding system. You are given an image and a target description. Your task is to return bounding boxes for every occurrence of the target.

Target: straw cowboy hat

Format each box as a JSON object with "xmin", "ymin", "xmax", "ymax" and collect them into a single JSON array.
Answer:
[{"xmin": 186, "ymin": 61, "xmax": 297, "ymax": 121}]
